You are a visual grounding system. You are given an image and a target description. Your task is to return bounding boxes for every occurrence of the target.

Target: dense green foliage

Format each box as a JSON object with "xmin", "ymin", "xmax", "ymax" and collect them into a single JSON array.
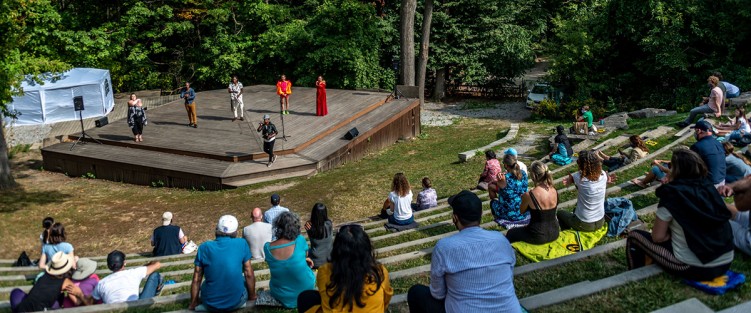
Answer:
[{"xmin": 548, "ymin": 0, "xmax": 751, "ymax": 111}]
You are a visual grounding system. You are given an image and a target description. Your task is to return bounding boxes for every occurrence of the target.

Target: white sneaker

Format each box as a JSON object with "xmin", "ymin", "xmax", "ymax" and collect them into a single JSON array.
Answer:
[
  {"xmin": 267, "ymin": 162, "xmax": 272, "ymax": 167},
  {"xmin": 272, "ymin": 155, "xmax": 277, "ymax": 163},
  {"xmin": 588, "ymin": 132, "xmax": 596, "ymax": 136}
]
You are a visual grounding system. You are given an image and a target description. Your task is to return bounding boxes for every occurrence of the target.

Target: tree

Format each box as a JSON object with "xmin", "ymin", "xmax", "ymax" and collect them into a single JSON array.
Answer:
[
  {"xmin": 400, "ymin": 0, "xmax": 417, "ymax": 86},
  {"xmin": 417, "ymin": 0, "xmax": 434, "ymax": 105},
  {"xmin": 0, "ymin": 0, "xmax": 70, "ymax": 189}
]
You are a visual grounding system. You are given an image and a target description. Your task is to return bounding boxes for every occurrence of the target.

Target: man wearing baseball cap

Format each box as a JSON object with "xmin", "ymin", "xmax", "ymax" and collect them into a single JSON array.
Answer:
[
  {"xmin": 257, "ymin": 114, "xmax": 278, "ymax": 167},
  {"xmin": 691, "ymin": 120, "xmax": 726, "ymax": 186},
  {"xmin": 190, "ymin": 215, "xmax": 256, "ymax": 311},
  {"xmin": 151, "ymin": 211, "xmax": 188, "ymax": 257},
  {"xmin": 407, "ymin": 190, "xmax": 521, "ymax": 313}
]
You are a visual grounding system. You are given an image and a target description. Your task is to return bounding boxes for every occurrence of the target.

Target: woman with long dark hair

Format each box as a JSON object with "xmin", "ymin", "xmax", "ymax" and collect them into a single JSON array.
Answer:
[
  {"xmin": 297, "ymin": 224, "xmax": 393, "ymax": 312},
  {"xmin": 626, "ymin": 149, "xmax": 734, "ymax": 281},
  {"xmin": 305, "ymin": 203, "xmax": 334, "ymax": 269}
]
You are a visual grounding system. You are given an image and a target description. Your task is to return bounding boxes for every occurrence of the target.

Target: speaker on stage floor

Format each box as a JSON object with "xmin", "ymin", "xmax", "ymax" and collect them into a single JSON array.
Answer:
[
  {"xmin": 345, "ymin": 127, "xmax": 359, "ymax": 140},
  {"xmin": 95, "ymin": 116, "xmax": 109, "ymax": 127}
]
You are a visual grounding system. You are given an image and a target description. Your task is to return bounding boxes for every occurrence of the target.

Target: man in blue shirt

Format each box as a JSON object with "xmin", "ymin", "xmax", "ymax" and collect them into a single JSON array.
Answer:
[
  {"xmin": 407, "ymin": 190, "xmax": 521, "ymax": 313},
  {"xmin": 189, "ymin": 215, "xmax": 256, "ymax": 311},
  {"xmin": 180, "ymin": 82, "xmax": 198, "ymax": 128},
  {"xmin": 263, "ymin": 193, "xmax": 289, "ymax": 241},
  {"xmin": 690, "ymin": 120, "xmax": 727, "ymax": 186}
]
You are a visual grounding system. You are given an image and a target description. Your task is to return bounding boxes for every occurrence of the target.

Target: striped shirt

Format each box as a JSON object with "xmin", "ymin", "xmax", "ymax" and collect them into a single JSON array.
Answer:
[{"xmin": 430, "ymin": 226, "xmax": 521, "ymax": 313}]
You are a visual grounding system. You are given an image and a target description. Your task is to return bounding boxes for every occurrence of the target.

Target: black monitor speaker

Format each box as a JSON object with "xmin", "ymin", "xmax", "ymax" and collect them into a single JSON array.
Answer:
[
  {"xmin": 345, "ymin": 127, "xmax": 360, "ymax": 140},
  {"xmin": 95, "ymin": 116, "xmax": 109, "ymax": 127},
  {"xmin": 73, "ymin": 96, "xmax": 84, "ymax": 111}
]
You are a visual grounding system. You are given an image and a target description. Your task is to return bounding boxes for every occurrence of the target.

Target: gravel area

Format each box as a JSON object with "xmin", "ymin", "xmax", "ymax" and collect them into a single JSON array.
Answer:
[{"xmin": 421, "ymin": 100, "xmax": 531, "ymax": 126}]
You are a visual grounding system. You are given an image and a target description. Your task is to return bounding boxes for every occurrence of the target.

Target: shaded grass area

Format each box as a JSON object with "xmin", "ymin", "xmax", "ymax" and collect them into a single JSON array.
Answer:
[{"xmin": 537, "ymin": 253, "xmax": 751, "ymax": 312}]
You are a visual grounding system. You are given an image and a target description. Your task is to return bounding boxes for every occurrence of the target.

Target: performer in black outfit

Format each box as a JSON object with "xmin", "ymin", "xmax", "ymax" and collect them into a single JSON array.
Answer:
[{"xmin": 257, "ymin": 114, "xmax": 278, "ymax": 167}]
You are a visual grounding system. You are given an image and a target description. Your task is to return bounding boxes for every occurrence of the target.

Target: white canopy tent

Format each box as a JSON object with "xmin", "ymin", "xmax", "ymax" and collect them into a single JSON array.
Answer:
[{"xmin": 5, "ymin": 68, "xmax": 114, "ymax": 126}]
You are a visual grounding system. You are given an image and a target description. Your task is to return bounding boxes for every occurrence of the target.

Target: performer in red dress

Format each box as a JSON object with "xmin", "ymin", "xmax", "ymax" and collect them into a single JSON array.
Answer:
[{"xmin": 315, "ymin": 76, "xmax": 328, "ymax": 116}]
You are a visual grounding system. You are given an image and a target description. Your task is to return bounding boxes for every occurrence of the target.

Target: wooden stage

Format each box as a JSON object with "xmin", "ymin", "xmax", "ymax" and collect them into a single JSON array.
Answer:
[{"xmin": 41, "ymin": 85, "xmax": 420, "ymax": 189}]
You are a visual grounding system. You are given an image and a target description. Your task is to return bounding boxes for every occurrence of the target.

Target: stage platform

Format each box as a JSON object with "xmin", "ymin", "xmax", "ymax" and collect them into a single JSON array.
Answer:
[{"xmin": 41, "ymin": 85, "xmax": 420, "ymax": 189}]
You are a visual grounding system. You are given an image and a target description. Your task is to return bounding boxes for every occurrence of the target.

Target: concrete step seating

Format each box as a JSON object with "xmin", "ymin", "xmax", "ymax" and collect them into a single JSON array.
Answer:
[{"xmin": 2, "ymin": 123, "xmax": 741, "ymax": 312}]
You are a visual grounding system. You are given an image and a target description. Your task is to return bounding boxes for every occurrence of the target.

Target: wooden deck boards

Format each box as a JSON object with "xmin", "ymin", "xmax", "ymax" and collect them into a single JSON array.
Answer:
[
  {"xmin": 42, "ymin": 85, "xmax": 419, "ymax": 189},
  {"xmin": 79, "ymin": 86, "xmax": 391, "ymax": 159}
]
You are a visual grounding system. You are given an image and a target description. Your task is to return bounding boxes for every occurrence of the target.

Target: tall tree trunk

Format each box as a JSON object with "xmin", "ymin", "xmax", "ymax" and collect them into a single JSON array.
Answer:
[
  {"xmin": 417, "ymin": 0, "xmax": 434, "ymax": 105},
  {"xmin": 0, "ymin": 119, "xmax": 16, "ymax": 190},
  {"xmin": 433, "ymin": 67, "xmax": 446, "ymax": 101},
  {"xmin": 400, "ymin": 0, "xmax": 416, "ymax": 86}
]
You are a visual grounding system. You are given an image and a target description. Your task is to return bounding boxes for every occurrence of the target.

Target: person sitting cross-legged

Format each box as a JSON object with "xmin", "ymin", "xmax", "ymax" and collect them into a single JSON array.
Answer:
[
  {"xmin": 626, "ymin": 149, "xmax": 734, "ymax": 281},
  {"xmin": 549, "ymin": 125, "xmax": 574, "ymax": 166},
  {"xmin": 190, "ymin": 215, "xmax": 257, "ymax": 311},
  {"xmin": 489, "ymin": 154, "xmax": 529, "ymax": 224},
  {"xmin": 297, "ymin": 224, "xmax": 393, "ymax": 313},
  {"xmin": 379, "ymin": 172, "xmax": 415, "ymax": 225},
  {"xmin": 558, "ymin": 150, "xmax": 614, "ymax": 232},
  {"xmin": 413, "ymin": 176, "xmax": 438, "ymax": 211},
  {"xmin": 81, "ymin": 250, "xmax": 162, "ymax": 305},
  {"xmin": 407, "ymin": 190, "xmax": 522, "ymax": 313}
]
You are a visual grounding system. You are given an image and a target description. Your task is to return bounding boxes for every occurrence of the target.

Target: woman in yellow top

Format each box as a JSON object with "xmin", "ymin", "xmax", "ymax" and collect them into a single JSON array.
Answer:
[{"xmin": 297, "ymin": 224, "xmax": 393, "ymax": 313}]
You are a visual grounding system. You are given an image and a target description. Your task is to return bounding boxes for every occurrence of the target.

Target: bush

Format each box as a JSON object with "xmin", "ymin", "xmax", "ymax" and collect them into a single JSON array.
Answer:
[{"xmin": 532, "ymin": 98, "xmax": 605, "ymax": 121}]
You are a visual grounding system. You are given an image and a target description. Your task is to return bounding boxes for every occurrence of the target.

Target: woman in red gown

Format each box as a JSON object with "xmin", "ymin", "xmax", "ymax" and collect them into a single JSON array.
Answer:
[{"xmin": 315, "ymin": 76, "xmax": 328, "ymax": 116}]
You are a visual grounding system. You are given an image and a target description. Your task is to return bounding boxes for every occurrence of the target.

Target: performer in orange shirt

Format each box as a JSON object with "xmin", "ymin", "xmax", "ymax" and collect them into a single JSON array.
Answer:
[{"xmin": 276, "ymin": 75, "xmax": 292, "ymax": 115}]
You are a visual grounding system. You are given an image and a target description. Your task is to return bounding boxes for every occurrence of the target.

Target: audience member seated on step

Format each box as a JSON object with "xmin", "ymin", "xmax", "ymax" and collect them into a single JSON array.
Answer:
[
  {"xmin": 691, "ymin": 120, "xmax": 727, "ymax": 186},
  {"xmin": 726, "ymin": 204, "xmax": 751, "ymax": 257},
  {"xmin": 549, "ymin": 125, "xmax": 574, "ymax": 165},
  {"xmin": 264, "ymin": 193, "xmax": 290, "ymax": 241},
  {"xmin": 678, "ymin": 76, "xmax": 724, "ymax": 127},
  {"xmin": 62, "ymin": 258, "xmax": 100, "ymax": 308},
  {"xmin": 39, "ymin": 222, "xmax": 74, "ymax": 271},
  {"xmin": 576, "ymin": 105, "xmax": 597, "ymax": 135},
  {"xmin": 86, "ymin": 250, "xmax": 162, "ymax": 305},
  {"xmin": 407, "ymin": 190, "xmax": 522, "ymax": 313},
  {"xmin": 489, "ymin": 154, "xmax": 530, "ymax": 227},
  {"xmin": 264, "ymin": 212, "xmax": 316, "ymax": 309},
  {"xmin": 716, "ymin": 107, "xmax": 750, "ymax": 142},
  {"xmin": 190, "ymin": 215, "xmax": 256, "ymax": 311},
  {"xmin": 504, "ymin": 148, "xmax": 527, "ymax": 175},
  {"xmin": 724, "ymin": 81, "xmax": 741, "ymax": 99},
  {"xmin": 242, "ymin": 207, "xmax": 272, "ymax": 261},
  {"xmin": 379, "ymin": 172, "xmax": 415, "ymax": 225},
  {"xmin": 626, "ymin": 149, "xmax": 734, "ymax": 281},
  {"xmin": 151, "ymin": 211, "xmax": 188, "ymax": 257},
  {"xmin": 505, "ymin": 161, "xmax": 560, "ymax": 244},
  {"xmin": 10, "ymin": 252, "xmax": 76, "ymax": 312},
  {"xmin": 595, "ymin": 135, "xmax": 649, "ymax": 171},
  {"xmin": 297, "ymin": 224, "xmax": 393, "ymax": 313},
  {"xmin": 723, "ymin": 142, "xmax": 751, "ymax": 183},
  {"xmin": 412, "ymin": 176, "xmax": 438, "ymax": 211},
  {"xmin": 559, "ymin": 150, "xmax": 614, "ymax": 232},
  {"xmin": 632, "ymin": 159, "xmax": 672, "ymax": 188},
  {"xmin": 304, "ymin": 203, "xmax": 333, "ymax": 269},
  {"xmin": 40, "ymin": 216, "xmax": 53, "ymax": 245},
  {"xmin": 476, "ymin": 150, "xmax": 502, "ymax": 191},
  {"xmin": 718, "ymin": 173, "xmax": 751, "ymax": 211}
]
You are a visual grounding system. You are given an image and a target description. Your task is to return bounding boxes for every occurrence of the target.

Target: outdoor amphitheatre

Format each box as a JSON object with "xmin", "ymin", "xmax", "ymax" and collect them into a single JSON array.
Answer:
[{"xmin": 2, "ymin": 1, "xmax": 751, "ymax": 313}]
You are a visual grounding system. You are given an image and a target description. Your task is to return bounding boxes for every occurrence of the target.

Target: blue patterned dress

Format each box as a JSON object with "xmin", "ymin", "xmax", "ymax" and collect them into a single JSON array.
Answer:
[{"xmin": 491, "ymin": 171, "xmax": 529, "ymax": 221}]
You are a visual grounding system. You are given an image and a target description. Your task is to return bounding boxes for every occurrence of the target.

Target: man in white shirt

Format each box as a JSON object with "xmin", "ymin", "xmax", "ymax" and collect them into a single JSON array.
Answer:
[
  {"xmin": 242, "ymin": 207, "xmax": 272, "ymax": 260},
  {"xmin": 91, "ymin": 250, "xmax": 162, "ymax": 304}
]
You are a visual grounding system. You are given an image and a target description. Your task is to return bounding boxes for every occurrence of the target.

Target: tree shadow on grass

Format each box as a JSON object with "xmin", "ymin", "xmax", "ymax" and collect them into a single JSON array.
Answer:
[{"xmin": 0, "ymin": 187, "xmax": 71, "ymax": 213}]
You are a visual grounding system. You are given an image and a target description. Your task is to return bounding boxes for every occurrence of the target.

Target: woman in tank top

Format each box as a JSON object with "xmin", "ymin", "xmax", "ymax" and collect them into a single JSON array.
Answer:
[{"xmin": 506, "ymin": 161, "xmax": 560, "ymax": 244}]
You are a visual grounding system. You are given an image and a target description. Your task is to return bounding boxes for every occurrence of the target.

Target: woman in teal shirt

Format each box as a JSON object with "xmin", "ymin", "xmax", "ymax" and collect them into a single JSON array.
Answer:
[{"xmin": 264, "ymin": 212, "xmax": 316, "ymax": 308}]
